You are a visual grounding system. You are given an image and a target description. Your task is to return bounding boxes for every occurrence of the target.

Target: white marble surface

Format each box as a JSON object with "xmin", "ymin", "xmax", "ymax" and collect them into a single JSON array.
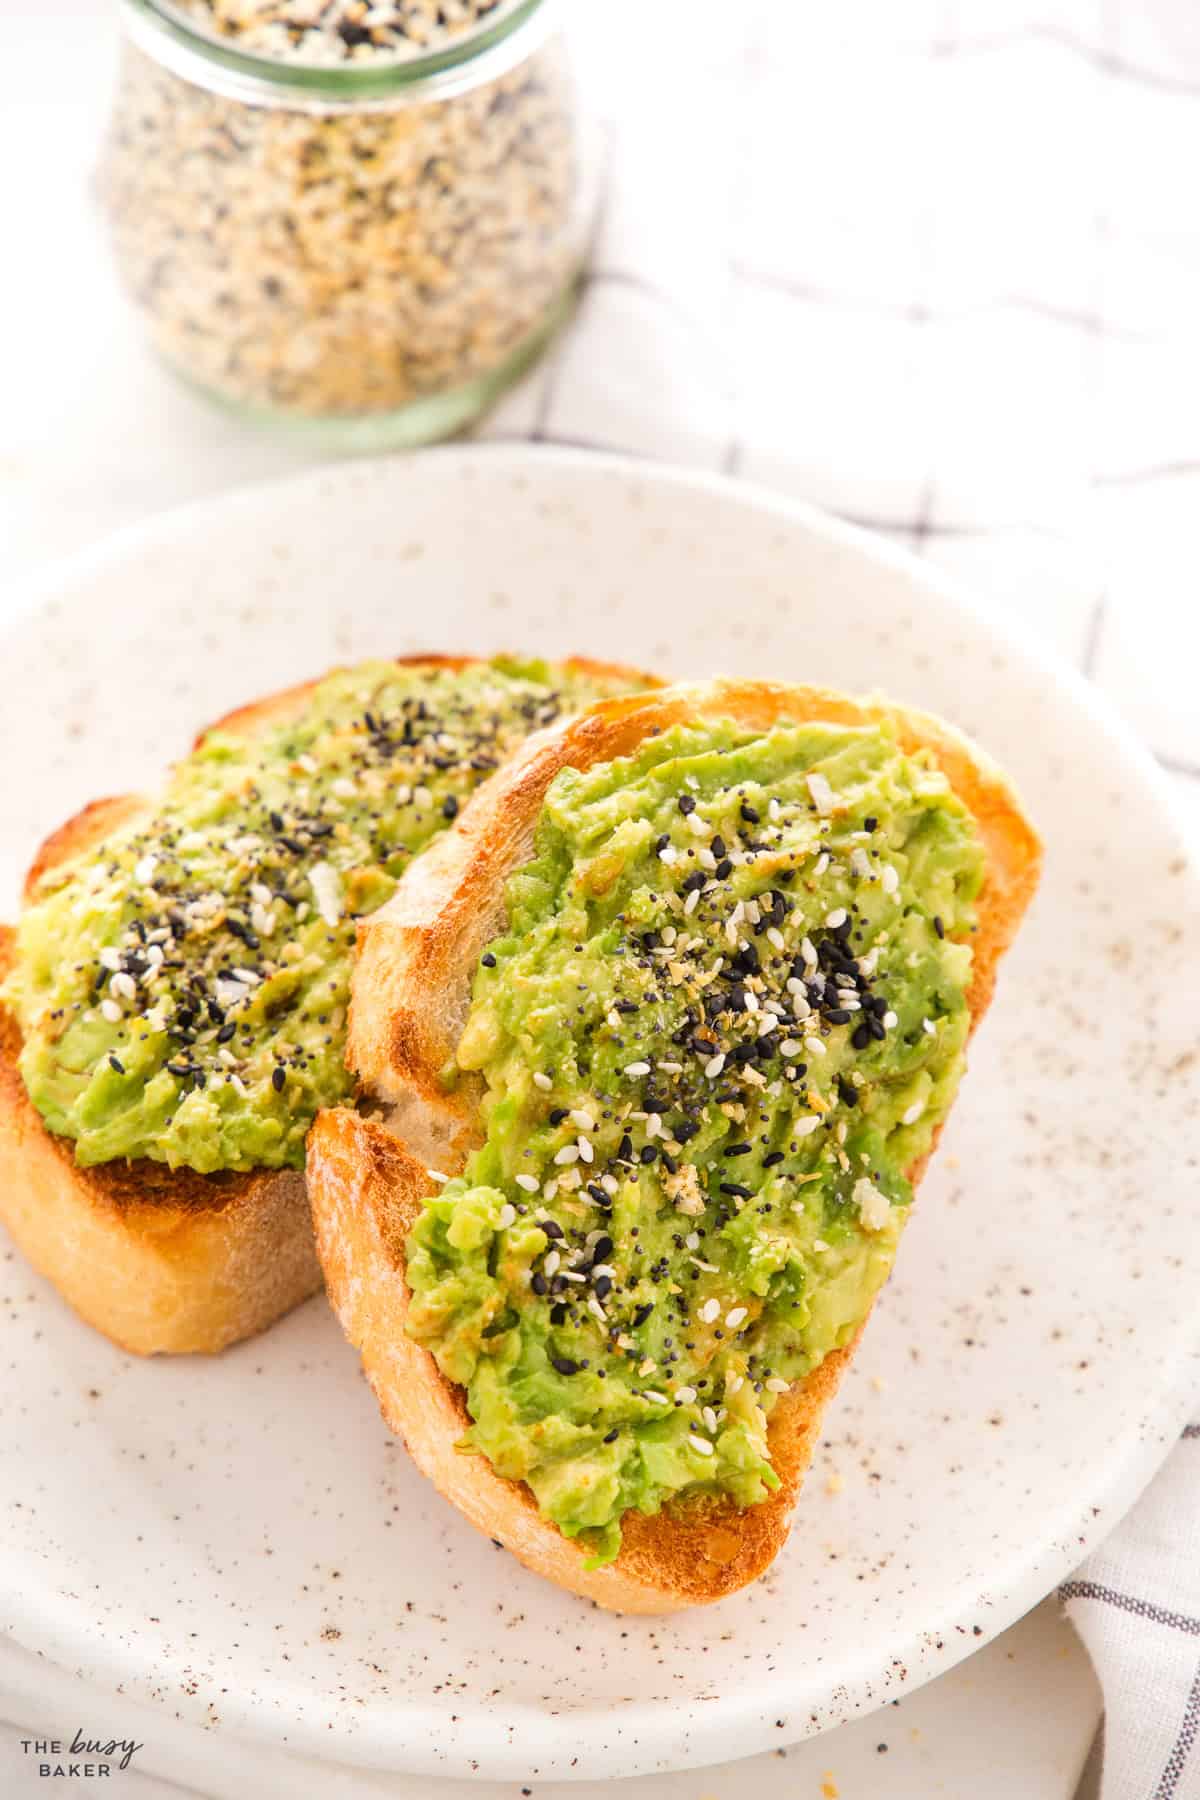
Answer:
[{"xmin": 0, "ymin": 4, "xmax": 1109, "ymax": 1795}]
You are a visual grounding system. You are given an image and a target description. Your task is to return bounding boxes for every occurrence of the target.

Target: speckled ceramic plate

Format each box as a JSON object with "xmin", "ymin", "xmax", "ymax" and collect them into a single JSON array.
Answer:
[{"xmin": 1, "ymin": 447, "xmax": 1198, "ymax": 1783}]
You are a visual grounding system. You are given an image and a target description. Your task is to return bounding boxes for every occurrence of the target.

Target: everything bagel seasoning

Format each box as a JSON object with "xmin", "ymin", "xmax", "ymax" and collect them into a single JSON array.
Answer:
[{"xmin": 98, "ymin": 1, "xmax": 584, "ymax": 431}]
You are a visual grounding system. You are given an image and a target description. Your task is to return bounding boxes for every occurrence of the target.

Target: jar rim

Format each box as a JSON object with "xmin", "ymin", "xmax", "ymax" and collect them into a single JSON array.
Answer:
[{"xmin": 120, "ymin": 0, "xmax": 552, "ymax": 105}]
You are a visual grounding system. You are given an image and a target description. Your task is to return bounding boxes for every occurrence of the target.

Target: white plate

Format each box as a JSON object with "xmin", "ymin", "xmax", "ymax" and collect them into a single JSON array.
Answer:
[{"xmin": 1, "ymin": 447, "xmax": 1198, "ymax": 1784}]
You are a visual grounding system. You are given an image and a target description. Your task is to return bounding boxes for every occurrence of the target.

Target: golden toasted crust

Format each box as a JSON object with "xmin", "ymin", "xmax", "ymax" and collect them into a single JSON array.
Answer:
[
  {"xmin": 308, "ymin": 680, "xmax": 1042, "ymax": 1609},
  {"xmin": 0, "ymin": 655, "xmax": 656, "ymax": 1356}
]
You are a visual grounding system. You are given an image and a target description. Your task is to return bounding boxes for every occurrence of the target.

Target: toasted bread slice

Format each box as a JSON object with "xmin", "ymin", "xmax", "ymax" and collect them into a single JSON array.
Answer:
[
  {"xmin": 0, "ymin": 656, "xmax": 654, "ymax": 1356},
  {"xmin": 308, "ymin": 681, "xmax": 1041, "ymax": 1611}
]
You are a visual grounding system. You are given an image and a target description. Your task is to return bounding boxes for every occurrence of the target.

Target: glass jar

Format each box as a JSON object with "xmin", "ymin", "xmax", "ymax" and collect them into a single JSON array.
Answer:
[{"xmin": 98, "ymin": 0, "xmax": 588, "ymax": 449}]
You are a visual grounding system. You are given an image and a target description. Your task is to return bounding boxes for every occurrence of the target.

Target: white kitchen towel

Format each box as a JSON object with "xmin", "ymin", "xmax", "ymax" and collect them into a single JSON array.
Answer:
[{"xmin": 485, "ymin": 3, "xmax": 1200, "ymax": 1796}]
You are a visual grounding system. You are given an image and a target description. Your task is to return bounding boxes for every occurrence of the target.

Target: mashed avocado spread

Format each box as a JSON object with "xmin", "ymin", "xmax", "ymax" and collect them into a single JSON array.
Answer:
[
  {"xmin": 3, "ymin": 658, "xmax": 636, "ymax": 1173},
  {"xmin": 405, "ymin": 716, "xmax": 985, "ymax": 1563}
]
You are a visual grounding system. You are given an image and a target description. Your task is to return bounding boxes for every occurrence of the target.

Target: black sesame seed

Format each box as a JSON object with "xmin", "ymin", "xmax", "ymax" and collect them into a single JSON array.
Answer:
[
  {"xmin": 441, "ymin": 795, "xmax": 459, "ymax": 820},
  {"xmin": 851, "ymin": 1022, "xmax": 871, "ymax": 1050},
  {"xmin": 531, "ymin": 1272, "xmax": 549, "ymax": 1296},
  {"xmin": 539, "ymin": 1219, "xmax": 564, "ymax": 1240},
  {"xmin": 715, "ymin": 858, "xmax": 734, "ymax": 880},
  {"xmin": 837, "ymin": 1077, "xmax": 860, "ymax": 1107},
  {"xmin": 272, "ymin": 1065, "xmax": 286, "ymax": 1091},
  {"xmin": 550, "ymin": 1107, "xmax": 569, "ymax": 1125},
  {"xmin": 724, "ymin": 1142, "xmax": 752, "ymax": 1156},
  {"xmin": 740, "ymin": 802, "xmax": 760, "ymax": 823},
  {"xmin": 481, "ymin": 952, "xmax": 497, "ymax": 968},
  {"xmin": 720, "ymin": 1182, "xmax": 753, "ymax": 1199},
  {"xmin": 551, "ymin": 1356, "xmax": 581, "ymax": 1376},
  {"xmin": 677, "ymin": 794, "xmax": 696, "ymax": 815},
  {"xmin": 108, "ymin": 1055, "xmax": 125, "ymax": 1074},
  {"xmin": 632, "ymin": 1302, "xmax": 654, "ymax": 1327},
  {"xmin": 593, "ymin": 1235, "xmax": 614, "ymax": 1262},
  {"xmin": 216, "ymin": 1021, "xmax": 236, "ymax": 1043},
  {"xmin": 864, "ymin": 815, "xmax": 878, "ymax": 832},
  {"xmin": 603, "ymin": 1428, "xmax": 619, "ymax": 1443},
  {"xmin": 762, "ymin": 1150, "xmax": 785, "ymax": 1168},
  {"xmin": 639, "ymin": 1144, "xmax": 658, "ymax": 1165},
  {"xmin": 934, "ymin": 915, "xmax": 945, "ymax": 939}
]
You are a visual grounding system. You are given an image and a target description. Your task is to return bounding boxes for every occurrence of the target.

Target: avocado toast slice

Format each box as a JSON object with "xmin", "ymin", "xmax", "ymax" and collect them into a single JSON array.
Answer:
[
  {"xmin": 0, "ymin": 655, "xmax": 654, "ymax": 1355},
  {"xmin": 308, "ymin": 680, "xmax": 1040, "ymax": 1611}
]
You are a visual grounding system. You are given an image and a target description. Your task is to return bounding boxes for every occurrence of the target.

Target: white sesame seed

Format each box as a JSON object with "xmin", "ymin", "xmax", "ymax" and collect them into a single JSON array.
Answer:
[
  {"xmin": 923, "ymin": 1017, "xmax": 937, "ymax": 1036},
  {"xmin": 110, "ymin": 972, "xmax": 136, "ymax": 1001},
  {"xmin": 765, "ymin": 1376, "xmax": 789, "ymax": 1394},
  {"xmin": 308, "ymin": 861, "xmax": 342, "ymax": 926},
  {"xmin": 600, "ymin": 1173, "xmax": 619, "ymax": 1196},
  {"xmin": 702, "ymin": 1404, "xmax": 719, "ymax": 1432},
  {"xmin": 412, "ymin": 784, "xmax": 432, "ymax": 810},
  {"xmin": 726, "ymin": 1373, "xmax": 745, "ymax": 1395},
  {"xmin": 496, "ymin": 1203, "xmax": 516, "ymax": 1228},
  {"xmin": 295, "ymin": 753, "xmax": 318, "ymax": 775},
  {"xmin": 686, "ymin": 811, "xmax": 709, "ymax": 837},
  {"xmin": 533, "ymin": 1072, "xmax": 552, "ymax": 1091},
  {"xmin": 794, "ymin": 1115, "xmax": 821, "ymax": 1137},
  {"xmin": 767, "ymin": 926, "xmax": 785, "ymax": 951},
  {"xmin": 331, "ymin": 776, "xmax": 356, "ymax": 799},
  {"xmin": 100, "ymin": 998, "xmax": 122, "ymax": 1023},
  {"xmin": 813, "ymin": 1237, "xmax": 831, "ymax": 1250},
  {"xmin": 883, "ymin": 1010, "xmax": 899, "ymax": 1029},
  {"xmin": 725, "ymin": 1306, "xmax": 748, "ymax": 1329},
  {"xmin": 643, "ymin": 1390, "xmax": 670, "ymax": 1405},
  {"xmin": 825, "ymin": 908, "xmax": 847, "ymax": 929},
  {"xmin": 688, "ymin": 1434, "xmax": 714, "ymax": 1457},
  {"xmin": 698, "ymin": 847, "xmax": 717, "ymax": 871},
  {"xmin": 806, "ymin": 771, "xmax": 835, "ymax": 814},
  {"xmin": 657, "ymin": 844, "xmax": 677, "ymax": 865},
  {"xmin": 427, "ymin": 1169, "xmax": 450, "ymax": 1184},
  {"xmin": 587, "ymin": 1297, "xmax": 607, "ymax": 1323},
  {"xmin": 756, "ymin": 1013, "xmax": 776, "ymax": 1037},
  {"xmin": 699, "ymin": 1297, "xmax": 720, "ymax": 1323},
  {"xmin": 704, "ymin": 1053, "xmax": 726, "ymax": 1079},
  {"xmin": 661, "ymin": 925, "xmax": 677, "ymax": 946},
  {"xmin": 638, "ymin": 1358, "xmax": 656, "ymax": 1377},
  {"xmin": 133, "ymin": 854, "xmax": 158, "ymax": 885},
  {"xmin": 570, "ymin": 1109, "xmax": 594, "ymax": 1131},
  {"xmin": 543, "ymin": 1249, "xmax": 560, "ymax": 1276},
  {"xmin": 99, "ymin": 946, "xmax": 121, "ymax": 971},
  {"xmin": 902, "ymin": 1100, "xmax": 926, "ymax": 1126},
  {"xmin": 554, "ymin": 1144, "xmax": 579, "ymax": 1166},
  {"xmin": 684, "ymin": 889, "xmax": 700, "ymax": 914},
  {"xmin": 849, "ymin": 846, "xmax": 871, "ymax": 880},
  {"xmin": 606, "ymin": 1009, "xmax": 621, "ymax": 1029},
  {"xmin": 542, "ymin": 1178, "xmax": 559, "ymax": 1201},
  {"xmin": 804, "ymin": 1036, "xmax": 827, "ymax": 1057},
  {"xmin": 515, "ymin": 1173, "xmax": 539, "ymax": 1193},
  {"xmin": 624, "ymin": 1061, "xmax": 651, "ymax": 1077},
  {"xmin": 577, "ymin": 1136, "xmax": 594, "ymax": 1164},
  {"xmin": 779, "ymin": 1040, "xmax": 802, "ymax": 1057},
  {"xmin": 800, "ymin": 936, "xmax": 818, "ymax": 968},
  {"xmin": 881, "ymin": 863, "xmax": 900, "ymax": 894},
  {"xmin": 813, "ymin": 852, "xmax": 831, "ymax": 876},
  {"xmin": 645, "ymin": 1113, "xmax": 662, "ymax": 1139}
]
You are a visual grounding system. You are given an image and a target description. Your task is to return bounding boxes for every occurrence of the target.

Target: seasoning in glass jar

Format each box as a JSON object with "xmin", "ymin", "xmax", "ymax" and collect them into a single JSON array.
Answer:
[{"xmin": 99, "ymin": 0, "xmax": 589, "ymax": 447}]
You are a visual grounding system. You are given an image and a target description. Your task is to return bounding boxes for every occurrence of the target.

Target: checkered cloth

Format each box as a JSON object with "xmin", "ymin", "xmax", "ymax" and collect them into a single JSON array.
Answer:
[{"xmin": 483, "ymin": 3, "xmax": 1200, "ymax": 1794}]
